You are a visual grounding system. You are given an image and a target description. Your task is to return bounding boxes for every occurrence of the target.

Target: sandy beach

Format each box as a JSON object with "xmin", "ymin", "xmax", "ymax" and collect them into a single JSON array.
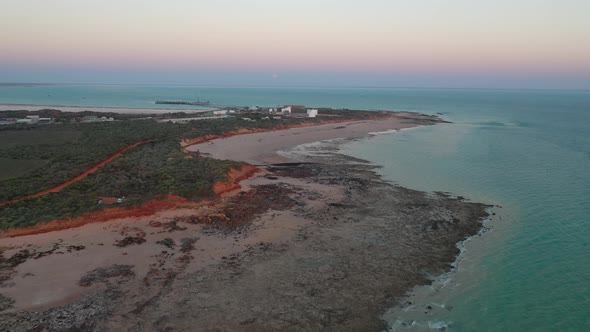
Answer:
[
  {"xmin": 0, "ymin": 113, "xmax": 489, "ymax": 331},
  {"xmin": 0, "ymin": 104, "xmax": 212, "ymax": 114},
  {"xmin": 185, "ymin": 113, "xmax": 437, "ymax": 164}
]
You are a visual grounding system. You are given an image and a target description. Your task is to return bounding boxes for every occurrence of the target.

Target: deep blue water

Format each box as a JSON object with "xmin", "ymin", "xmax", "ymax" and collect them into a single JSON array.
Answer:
[{"xmin": 1, "ymin": 85, "xmax": 589, "ymax": 330}]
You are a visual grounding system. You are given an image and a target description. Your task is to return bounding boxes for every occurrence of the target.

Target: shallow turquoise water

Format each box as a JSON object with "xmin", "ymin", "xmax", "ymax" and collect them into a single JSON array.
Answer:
[
  {"xmin": 341, "ymin": 91, "xmax": 590, "ymax": 331},
  {"xmin": 1, "ymin": 85, "xmax": 589, "ymax": 330}
]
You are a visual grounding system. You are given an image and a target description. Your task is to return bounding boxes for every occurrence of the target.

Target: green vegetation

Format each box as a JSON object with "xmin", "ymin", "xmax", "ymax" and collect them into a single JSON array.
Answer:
[
  {"xmin": 68, "ymin": 139, "xmax": 238, "ymax": 200},
  {"xmin": 0, "ymin": 108, "xmax": 391, "ymax": 229},
  {"xmin": 0, "ymin": 128, "xmax": 81, "ymax": 148},
  {"xmin": 0, "ymin": 158, "xmax": 47, "ymax": 181},
  {"xmin": 0, "ymin": 120, "xmax": 191, "ymax": 201},
  {"xmin": 0, "ymin": 139, "xmax": 237, "ymax": 229},
  {"xmin": 0, "ymin": 194, "xmax": 100, "ymax": 229},
  {"xmin": 0, "ymin": 127, "xmax": 80, "ymax": 181}
]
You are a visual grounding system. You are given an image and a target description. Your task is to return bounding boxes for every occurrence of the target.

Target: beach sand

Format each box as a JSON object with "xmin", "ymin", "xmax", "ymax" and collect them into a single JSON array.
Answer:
[
  {"xmin": 185, "ymin": 114, "xmax": 434, "ymax": 164},
  {"xmin": 0, "ymin": 113, "xmax": 489, "ymax": 331}
]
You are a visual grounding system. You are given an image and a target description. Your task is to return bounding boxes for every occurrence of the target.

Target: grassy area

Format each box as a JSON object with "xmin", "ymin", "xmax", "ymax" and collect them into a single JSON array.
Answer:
[
  {"xmin": 0, "ymin": 128, "xmax": 80, "ymax": 181},
  {"xmin": 0, "ymin": 128, "xmax": 81, "ymax": 148},
  {"xmin": 0, "ymin": 158, "xmax": 48, "ymax": 181}
]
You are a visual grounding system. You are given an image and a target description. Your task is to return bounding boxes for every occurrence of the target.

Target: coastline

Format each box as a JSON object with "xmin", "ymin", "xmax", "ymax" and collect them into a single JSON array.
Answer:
[
  {"xmin": 383, "ymin": 207, "xmax": 504, "ymax": 331},
  {"xmin": 184, "ymin": 114, "xmax": 437, "ymax": 165},
  {"xmin": 0, "ymin": 114, "xmax": 490, "ymax": 331},
  {"xmin": 0, "ymin": 103, "xmax": 213, "ymax": 114}
]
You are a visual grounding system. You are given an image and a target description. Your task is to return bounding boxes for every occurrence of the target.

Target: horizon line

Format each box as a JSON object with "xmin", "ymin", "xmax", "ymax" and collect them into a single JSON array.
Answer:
[{"xmin": 1, "ymin": 82, "xmax": 589, "ymax": 93}]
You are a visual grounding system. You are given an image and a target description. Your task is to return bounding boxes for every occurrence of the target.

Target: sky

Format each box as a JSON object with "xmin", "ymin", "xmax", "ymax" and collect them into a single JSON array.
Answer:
[{"xmin": 1, "ymin": 0, "xmax": 589, "ymax": 89}]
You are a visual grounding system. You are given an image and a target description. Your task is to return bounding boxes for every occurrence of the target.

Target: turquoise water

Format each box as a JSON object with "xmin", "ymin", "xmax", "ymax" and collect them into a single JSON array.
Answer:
[
  {"xmin": 1, "ymin": 85, "xmax": 589, "ymax": 330},
  {"xmin": 341, "ymin": 91, "xmax": 590, "ymax": 331},
  {"xmin": 0, "ymin": 84, "xmax": 468, "ymax": 110}
]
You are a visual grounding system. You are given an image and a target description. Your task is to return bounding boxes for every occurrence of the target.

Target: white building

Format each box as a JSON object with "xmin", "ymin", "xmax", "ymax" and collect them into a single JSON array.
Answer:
[
  {"xmin": 15, "ymin": 115, "xmax": 51, "ymax": 124},
  {"xmin": 26, "ymin": 115, "xmax": 40, "ymax": 124},
  {"xmin": 281, "ymin": 106, "xmax": 292, "ymax": 114},
  {"xmin": 307, "ymin": 109, "xmax": 318, "ymax": 118},
  {"xmin": 213, "ymin": 110, "xmax": 228, "ymax": 116},
  {"xmin": 268, "ymin": 108, "xmax": 275, "ymax": 113}
]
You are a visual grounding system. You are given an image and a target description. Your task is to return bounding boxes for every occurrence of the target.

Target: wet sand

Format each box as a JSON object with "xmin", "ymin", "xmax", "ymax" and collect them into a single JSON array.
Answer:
[{"xmin": 0, "ymin": 112, "xmax": 489, "ymax": 331}]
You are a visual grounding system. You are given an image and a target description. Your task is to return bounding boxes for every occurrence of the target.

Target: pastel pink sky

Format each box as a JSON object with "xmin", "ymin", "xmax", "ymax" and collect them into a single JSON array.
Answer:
[{"xmin": 1, "ymin": 0, "xmax": 589, "ymax": 88}]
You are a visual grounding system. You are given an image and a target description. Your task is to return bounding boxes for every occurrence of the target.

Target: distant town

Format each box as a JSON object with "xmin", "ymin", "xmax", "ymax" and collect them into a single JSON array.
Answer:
[{"xmin": 213, "ymin": 104, "xmax": 319, "ymax": 120}]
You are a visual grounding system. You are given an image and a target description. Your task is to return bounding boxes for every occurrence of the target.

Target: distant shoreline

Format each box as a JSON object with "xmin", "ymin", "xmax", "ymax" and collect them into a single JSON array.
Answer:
[{"xmin": 0, "ymin": 103, "xmax": 213, "ymax": 114}]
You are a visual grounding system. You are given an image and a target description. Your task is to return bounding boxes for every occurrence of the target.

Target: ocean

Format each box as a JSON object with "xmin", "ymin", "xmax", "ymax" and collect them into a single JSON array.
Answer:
[{"xmin": 1, "ymin": 85, "xmax": 589, "ymax": 330}]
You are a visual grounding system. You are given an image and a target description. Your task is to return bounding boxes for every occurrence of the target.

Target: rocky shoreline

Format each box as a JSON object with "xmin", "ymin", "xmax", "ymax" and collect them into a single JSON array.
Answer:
[{"xmin": 0, "ymin": 143, "xmax": 490, "ymax": 331}]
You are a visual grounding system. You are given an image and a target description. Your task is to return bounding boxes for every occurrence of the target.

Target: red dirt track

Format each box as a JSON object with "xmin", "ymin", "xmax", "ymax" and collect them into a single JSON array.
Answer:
[{"xmin": 0, "ymin": 140, "xmax": 154, "ymax": 207}]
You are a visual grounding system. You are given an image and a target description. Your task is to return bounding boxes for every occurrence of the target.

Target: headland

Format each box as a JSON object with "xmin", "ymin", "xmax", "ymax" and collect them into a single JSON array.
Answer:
[{"xmin": 0, "ymin": 106, "xmax": 489, "ymax": 331}]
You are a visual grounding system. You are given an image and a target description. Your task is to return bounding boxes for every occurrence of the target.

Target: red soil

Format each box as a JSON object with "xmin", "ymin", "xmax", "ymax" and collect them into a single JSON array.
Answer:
[
  {"xmin": 0, "ymin": 166, "xmax": 261, "ymax": 238},
  {"xmin": 0, "ymin": 140, "xmax": 154, "ymax": 207},
  {"xmin": 212, "ymin": 165, "xmax": 262, "ymax": 195},
  {"xmin": 0, "ymin": 194, "xmax": 188, "ymax": 238}
]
